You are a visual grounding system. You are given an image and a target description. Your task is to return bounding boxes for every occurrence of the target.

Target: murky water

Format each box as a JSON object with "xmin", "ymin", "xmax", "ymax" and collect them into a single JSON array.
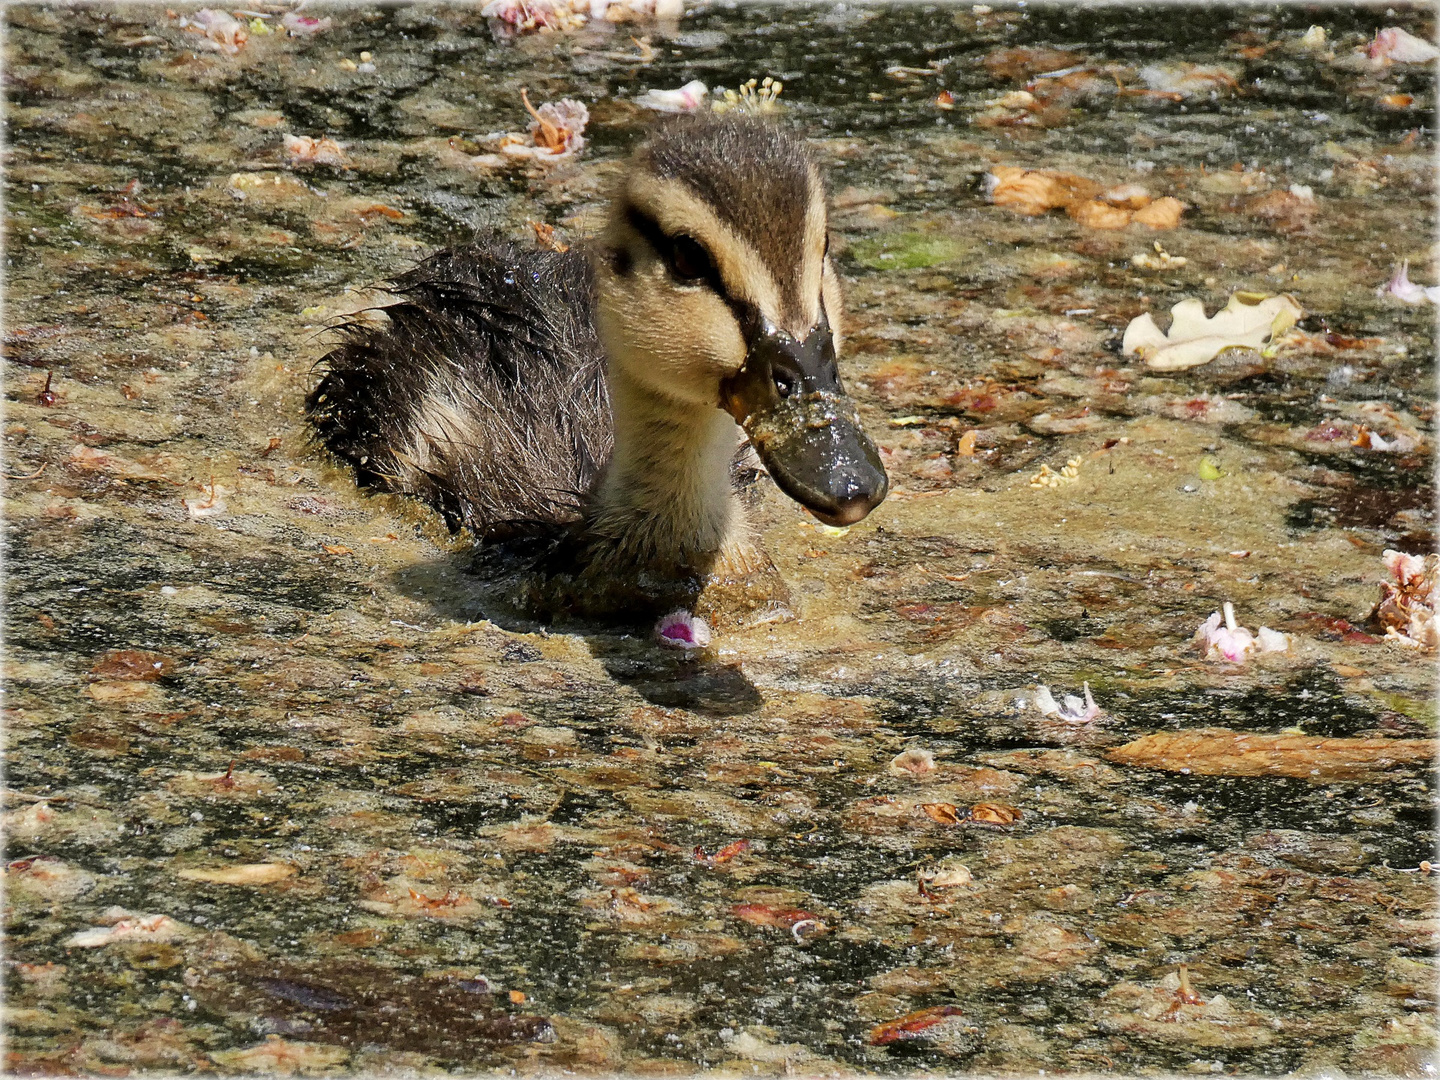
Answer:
[{"xmin": 4, "ymin": 3, "xmax": 1436, "ymax": 1076}]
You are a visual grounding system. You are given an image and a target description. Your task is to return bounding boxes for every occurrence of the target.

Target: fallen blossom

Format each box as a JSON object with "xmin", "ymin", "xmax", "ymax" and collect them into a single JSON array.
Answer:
[
  {"xmin": 284, "ymin": 134, "xmax": 346, "ymax": 166},
  {"xmin": 6, "ymin": 857, "xmax": 97, "ymax": 903},
  {"xmin": 635, "ymin": 79, "xmax": 708, "ymax": 113},
  {"xmin": 1255, "ymin": 627, "xmax": 1291, "ymax": 653},
  {"xmin": 280, "ymin": 11, "xmax": 332, "ymax": 35},
  {"xmin": 982, "ymin": 45, "xmax": 1084, "ymax": 81},
  {"xmin": 1195, "ymin": 602, "xmax": 1288, "ymax": 662},
  {"xmin": 1368, "ymin": 27, "xmax": 1440, "ymax": 64},
  {"xmin": 481, "ymin": 0, "xmax": 587, "ymax": 39},
  {"xmin": 182, "ymin": 481, "xmax": 228, "ymax": 519},
  {"xmin": 1122, "ymin": 292, "xmax": 1303, "ymax": 371},
  {"xmin": 593, "ymin": 0, "xmax": 683, "ymax": 21},
  {"xmin": 1373, "ymin": 549, "xmax": 1436, "ymax": 649},
  {"xmin": 358, "ymin": 877, "xmax": 488, "ymax": 920},
  {"xmin": 889, "ymin": 746, "xmax": 937, "ymax": 777},
  {"xmin": 1377, "ymin": 261, "xmax": 1440, "ymax": 305},
  {"xmin": 656, "ymin": 610, "xmax": 711, "ymax": 650},
  {"xmin": 1138, "ymin": 62, "xmax": 1239, "ymax": 97},
  {"xmin": 177, "ymin": 8, "xmax": 248, "ymax": 53},
  {"xmin": 1033, "ymin": 682, "xmax": 1102, "ymax": 722},
  {"xmin": 65, "ymin": 909, "xmax": 189, "ymax": 947},
  {"xmin": 478, "ymin": 92, "xmax": 588, "ymax": 166},
  {"xmin": 919, "ymin": 862, "xmax": 972, "ymax": 890}
]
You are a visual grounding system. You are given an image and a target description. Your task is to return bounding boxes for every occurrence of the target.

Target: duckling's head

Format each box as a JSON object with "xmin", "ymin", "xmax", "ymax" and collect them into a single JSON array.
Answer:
[{"xmin": 593, "ymin": 113, "xmax": 887, "ymax": 527}]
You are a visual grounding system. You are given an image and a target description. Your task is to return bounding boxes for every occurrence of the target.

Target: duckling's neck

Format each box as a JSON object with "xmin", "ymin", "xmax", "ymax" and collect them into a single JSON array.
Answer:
[{"xmin": 585, "ymin": 365, "xmax": 747, "ymax": 572}]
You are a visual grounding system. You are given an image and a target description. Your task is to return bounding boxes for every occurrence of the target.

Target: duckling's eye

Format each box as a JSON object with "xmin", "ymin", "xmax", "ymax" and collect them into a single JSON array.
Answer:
[
  {"xmin": 773, "ymin": 371, "xmax": 796, "ymax": 399},
  {"xmin": 668, "ymin": 235, "xmax": 713, "ymax": 284}
]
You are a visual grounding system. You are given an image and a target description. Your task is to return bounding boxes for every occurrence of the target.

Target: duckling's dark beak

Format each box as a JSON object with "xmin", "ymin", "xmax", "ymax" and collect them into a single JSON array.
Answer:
[{"xmin": 720, "ymin": 315, "xmax": 888, "ymax": 527}]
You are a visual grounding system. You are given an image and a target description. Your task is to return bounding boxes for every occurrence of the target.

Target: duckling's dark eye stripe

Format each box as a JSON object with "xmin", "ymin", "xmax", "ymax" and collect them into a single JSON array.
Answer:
[
  {"xmin": 623, "ymin": 203, "xmax": 761, "ymax": 336},
  {"xmin": 625, "ymin": 205, "xmax": 726, "ymax": 294}
]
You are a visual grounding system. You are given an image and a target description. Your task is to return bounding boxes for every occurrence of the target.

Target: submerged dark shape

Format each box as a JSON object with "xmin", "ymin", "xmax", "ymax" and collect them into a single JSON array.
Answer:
[
  {"xmin": 307, "ymin": 113, "xmax": 887, "ymax": 623},
  {"xmin": 196, "ymin": 960, "xmax": 556, "ymax": 1057}
]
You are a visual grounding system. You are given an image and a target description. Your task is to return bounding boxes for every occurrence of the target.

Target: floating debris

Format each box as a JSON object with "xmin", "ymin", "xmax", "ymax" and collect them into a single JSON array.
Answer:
[
  {"xmin": 594, "ymin": 0, "xmax": 683, "ymax": 22},
  {"xmin": 284, "ymin": 134, "xmax": 346, "ymax": 166},
  {"xmin": 1138, "ymin": 62, "xmax": 1240, "ymax": 97},
  {"xmin": 1131, "ymin": 241, "xmax": 1187, "ymax": 270},
  {"xmin": 918, "ymin": 861, "xmax": 972, "ymax": 891},
  {"xmin": 475, "ymin": 91, "xmax": 589, "ymax": 166},
  {"xmin": 967, "ymin": 801, "xmax": 1021, "ymax": 827},
  {"xmin": 1194, "ymin": 601, "xmax": 1289, "ymax": 662},
  {"xmin": 694, "ymin": 839, "xmax": 750, "ymax": 865},
  {"xmin": 889, "ymin": 746, "xmax": 937, "ymax": 777},
  {"xmin": 1377, "ymin": 260, "xmax": 1440, "ymax": 305},
  {"xmin": 481, "ymin": 0, "xmax": 587, "ymax": 38},
  {"xmin": 176, "ymin": 8, "xmax": 248, "ymax": 54},
  {"xmin": 987, "ymin": 167, "xmax": 1186, "ymax": 229},
  {"xmin": 280, "ymin": 11, "xmax": 332, "ymax": 35},
  {"xmin": 182, "ymin": 480, "xmax": 227, "ymax": 520},
  {"xmin": 656, "ymin": 610, "xmax": 712, "ymax": 650},
  {"xmin": 1122, "ymin": 292, "xmax": 1303, "ymax": 370},
  {"xmin": 1367, "ymin": 26, "xmax": 1440, "ymax": 64},
  {"xmin": 634, "ymin": 79, "xmax": 708, "ymax": 113},
  {"xmin": 712, "ymin": 77, "xmax": 783, "ymax": 115},
  {"xmin": 65, "ymin": 909, "xmax": 190, "ymax": 948},
  {"xmin": 1373, "ymin": 549, "xmax": 1436, "ymax": 649},
  {"xmin": 1033, "ymin": 682, "xmax": 1102, "ymax": 722},
  {"xmin": 1029, "ymin": 457, "xmax": 1081, "ymax": 488},
  {"xmin": 868, "ymin": 1005, "xmax": 969, "ymax": 1046}
]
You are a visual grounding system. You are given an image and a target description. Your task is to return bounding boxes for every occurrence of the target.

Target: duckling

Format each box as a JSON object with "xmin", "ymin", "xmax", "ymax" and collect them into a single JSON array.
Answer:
[{"xmin": 306, "ymin": 113, "xmax": 887, "ymax": 624}]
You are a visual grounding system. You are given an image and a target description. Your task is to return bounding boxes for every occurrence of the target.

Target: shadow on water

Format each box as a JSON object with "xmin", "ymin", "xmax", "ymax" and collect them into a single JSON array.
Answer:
[{"xmin": 386, "ymin": 555, "xmax": 765, "ymax": 718}]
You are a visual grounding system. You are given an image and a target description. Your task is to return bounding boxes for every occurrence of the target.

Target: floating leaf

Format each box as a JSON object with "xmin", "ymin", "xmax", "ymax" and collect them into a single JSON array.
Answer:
[
  {"xmin": 919, "ymin": 802, "xmax": 961, "ymax": 825},
  {"xmin": 849, "ymin": 233, "xmax": 972, "ymax": 271},
  {"xmin": 968, "ymin": 802, "xmax": 1022, "ymax": 826},
  {"xmin": 1123, "ymin": 293, "xmax": 1303, "ymax": 371}
]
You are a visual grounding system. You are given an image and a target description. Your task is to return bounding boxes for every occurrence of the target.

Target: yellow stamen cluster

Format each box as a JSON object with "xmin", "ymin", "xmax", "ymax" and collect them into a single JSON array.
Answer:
[
  {"xmin": 1029, "ymin": 457, "xmax": 1082, "ymax": 489},
  {"xmin": 713, "ymin": 76, "xmax": 783, "ymax": 115}
]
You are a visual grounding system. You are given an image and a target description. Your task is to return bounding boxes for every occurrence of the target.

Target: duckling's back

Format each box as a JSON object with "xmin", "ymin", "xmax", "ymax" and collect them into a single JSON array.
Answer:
[{"xmin": 306, "ymin": 241, "xmax": 611, "ymax": 537}]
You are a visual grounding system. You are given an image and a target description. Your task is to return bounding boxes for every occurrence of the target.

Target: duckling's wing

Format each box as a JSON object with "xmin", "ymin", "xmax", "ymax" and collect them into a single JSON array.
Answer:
[{"xmin": 306, "ymin": 241, "xmax": 611, "ymax": 537}]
